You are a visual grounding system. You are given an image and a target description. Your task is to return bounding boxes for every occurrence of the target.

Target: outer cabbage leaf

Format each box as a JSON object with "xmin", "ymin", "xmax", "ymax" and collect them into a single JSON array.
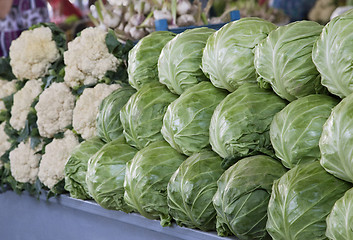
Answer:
[
  {"xmin": 96, "ymin": 86, "xmax": 136, "ymax": 142},
  {"xmin": 213, "ymin": 155, "xmax": 286, "ymax": 239},
  {"xmin": 128, "ymin": 31, "xmax": 176, "ymax": 90},
  {"xmin": 271, "ymin": 94, "xmax": 338, "ymax": 169},
  {"xmin": 326, "ymin": 187, "xmax": 353, "ymax": 240},
  {"xmin": 209, "ymin": 83, "xmax": 287, "ymax": 169},
  {"xmin": 64, "ymin": 137, "xmax": 105, "ymax": 199},
  {"xmin": 86, "ymin": 139, "xmax": 137, "ymax": 212},
  {"xmin": 267, "ymin": 162, "xmax": 351, "ymax": 240},
  {"xmin": 254, "ymin": 21, "xmax": 324, "ymax": 101},
  {"xmin": 202, "ymin": 17, "xmax": 276, "ymax": 92},
  {"xmin": 161, "ymin": 82, "xmax": 228, "ymax": 156},
  {"xmin": 120, "ymin": 82, "xmax": 178, "ymax": 150},
  {"xmin": 158, "ymin": 27, "xmax": 215, "ymax": 95},
  {"xmin": 320, "ymin": 92, "xmax": 353, "ymax": 183},
  {"xmin": 167, "ymin": 149, "xmax": 224, "ymax": 231},
  {"xmin": 124, "ymin": 141, "xmax": 187, "ymax": 226},
  {"xmin": 312, "ymin": 9, "xmax": 353, "ymax": 98}
]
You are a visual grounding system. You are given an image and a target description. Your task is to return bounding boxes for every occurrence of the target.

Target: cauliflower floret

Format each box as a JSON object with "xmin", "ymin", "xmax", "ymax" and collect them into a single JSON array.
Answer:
[
  {"xmin": 35, "ymin": 82, "xmax": 75, "ymax": 138},
  {"xmin": 0, "ymin": 101, "xmax": 5, "ymax": 111},
  {"xmin": 64, "ymin": 27, "xmax": 121, "ymax": 88},
  {"xmin": 10, "ymin": 80, "xmax": 42, "ymax": 131},
  {"xmin": 9, "ymin": 26, "xmax": 60, "ymax": 80},
  {"xmin": 38, "ymin": 130, "xmax": 79, "ymax": 189},
  {"xmin": 73, "ymin": 83, "xmax": 121, "ymax": 140},
  {"xmin": 0, "ymin": 80, "xmax": 17, "ymax": 98},
  {"xmin": 0, "ymin": 122, "xmax": 11, "ymax": 157},
  {"xmin": 9, "ymin": 140, "xmax": 42, "ymax": 184}
]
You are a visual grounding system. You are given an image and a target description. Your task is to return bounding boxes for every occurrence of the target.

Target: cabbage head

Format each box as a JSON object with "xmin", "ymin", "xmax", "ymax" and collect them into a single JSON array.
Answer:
[
  {"xmin": 124, "ymin": 141, "xmax": 187, "ymax": 226},
  {"xmin": 96, "ymin": 86, "xmax": 136, "ymax": 142},
  {"xmin": 120, "ymin": 82, "xmax": 178, "ymax": 150},
  {"xmin": 320, "ymin": 92, "xmax": 353, "ymax": 183},
  {"xmin": 213, "ymin": 155, "xmax": 286, "ymax": 239},
  {"xmin": 202, "ymin": 17, "xmax": 276, "ymax": 92},
  {"xmin": 270, "ymin": 94, "xmax": 338, "ymax": 169},
  {"xmin": 209, "ymin": 83, "xmax": 287, "ymax": 169},
  {"xmin": 312, "ymin": 9, "xmax": 353, "ymax": 98},
  {"xmin": 161, "ymin": 82, "xmax": 228, "ymax": 156},
  {"xmin": 86, "ymin": 139, "xmax": 137, "ymax": 212},
  {"xmin": 64, "ymin": 137, "xmax": 105, "ymax": 199},
  {"xmin": 128, "ymin": 31, "xmax": 175, "ymax": 90},
  {"xmin": 254, "ymin": 21, "xmax": 324, "ymax": 102},
  {"xmin": 326, "ymin": 187, "xmax": 353, "ymax": 240},
  {"xmin": 167, "ymin": 149, "xmax": 224, "ymax": 231},
  {"xmin": 267, "ymin": 162, "xmax": 351, "ymax": 240},
  {"xmin": 158, "ymin": 27, "xmax": 215, "ymax": 95}
]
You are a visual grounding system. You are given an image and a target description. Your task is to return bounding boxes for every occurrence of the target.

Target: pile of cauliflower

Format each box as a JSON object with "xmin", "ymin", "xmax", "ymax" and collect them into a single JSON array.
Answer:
[{"xmin": 0, "ymin": 23, "xmax": 130, "ymax": 195}]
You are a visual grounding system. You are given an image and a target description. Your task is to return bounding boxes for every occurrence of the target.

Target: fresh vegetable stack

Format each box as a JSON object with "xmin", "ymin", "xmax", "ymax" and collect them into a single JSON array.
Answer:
[{"xmin": 3, "ymin": 8, "xmax": 353, "ymax": 240}]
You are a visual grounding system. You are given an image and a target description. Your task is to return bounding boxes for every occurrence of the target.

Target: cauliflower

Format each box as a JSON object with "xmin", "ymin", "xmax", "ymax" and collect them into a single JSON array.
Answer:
[
  {"xmin": 35, "ymin": 82, "xmax": 75, "ymax": 138},
  {"xmin": 9, "ymin": 26, "xmax": 60, "ymax": 80},
  {"xmin": 0, "ymin": 79, "xmax": 17, "ymax": 98},
  {"xmin": 10, "ymin": 80, "xmax": 42, "ymax": 131},
  {"xmin": 0, "ymin": 122, "xmax": 11, "ymax": 157},
  {"xmin": 9, "ymin": 140, "xmax": 42, "ymax": 184},
  {"xmin": 38, "ymin": 130, "xmax": 79, "ymax": 189},
  {"xmin": 64, "ymin": 27, "xmax": 121, "ymax": 88},
  {"xmin": 73, "ymin": 83, "xmax": 121, "ymax": 140}
]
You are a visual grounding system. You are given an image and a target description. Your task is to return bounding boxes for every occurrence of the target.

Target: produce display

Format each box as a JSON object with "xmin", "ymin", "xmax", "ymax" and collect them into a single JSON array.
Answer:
[{"xmin": 2, "ymin": 7, "xmax": 353, "ymax": 240}]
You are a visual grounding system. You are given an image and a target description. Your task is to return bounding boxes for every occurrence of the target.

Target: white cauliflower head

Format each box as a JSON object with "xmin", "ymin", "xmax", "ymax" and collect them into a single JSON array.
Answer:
[
  {"xmin": 73, "ymin": 83, "xmax": 121, "ymax": 140},
  {"xmin": 10, "ymin": 80, "xmax": 42, "ymax": 131},
  {"xmin": 38, "ymin": 130, "xmax": 79, "ymax": 189},
  {"xmin": 64, "ymin": 27, "xmax": 121, "ymax": 88},
  {"xmin": 35, "ymin": 82, "xmax": 75, "ymax": 138},
  {"xmin": 0, "ymin": 80, "xmax": 17, "ymax": 99},
  {"xmin": 9, "ymin": 140, "xmax": 42, "ymax": 184},
  {"xmin": 0, "ymin": 122, "xmax": 11, "ymax": 157},
  {"xmin": 9, "ymin": 26, "xmax": 60, "ymax": 80}
]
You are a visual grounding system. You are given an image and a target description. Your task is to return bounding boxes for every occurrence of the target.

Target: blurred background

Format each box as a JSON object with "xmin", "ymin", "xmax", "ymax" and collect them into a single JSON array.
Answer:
[{"xmin": 38, "ymin": 0, "xmax": 353, "ymax": 42}]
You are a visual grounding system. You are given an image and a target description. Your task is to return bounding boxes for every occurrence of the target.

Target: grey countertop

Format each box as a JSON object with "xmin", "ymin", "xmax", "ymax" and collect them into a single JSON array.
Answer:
[{"xmin": 0, "ymin": 190, "xmax": 237, "ymax": 240}]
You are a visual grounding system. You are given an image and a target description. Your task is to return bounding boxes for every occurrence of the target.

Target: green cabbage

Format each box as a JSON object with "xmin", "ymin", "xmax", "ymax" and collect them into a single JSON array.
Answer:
[
  {"xmin": 202, "ymin": 17, "xmax": 276, "ymax": 92},
  {"xmin": 254, "ymin": 21, "xmax": 324, "ymax": 102},
  {"xmin": 267, "ymin": 162, "xmax": 351, "ymax": 240},
  {"xmin": 312, "ymin": 9, "xmax": 353, "ymax": 98},
  {"xmin": 167, "ymin": 149, "xmax": 224, "ymax": 231},
  {"xmin": 64, "ymin": 137, "xmax": 105, "ymax": 199},
  {"xmin": 209, "ymin": 83, "xmax": 287, "ymax": 168},
  {"xmin": 86, "ymin": 139, "xmax": 137, "ymax": 212},
  {"xmin": 161, "ymin": 82, "xmax": 228, "ymax": 156},
  {"xmin": 128, "ymin": 31, "xmax": 176, "ymax": 90},
  {"xmin": 213, "ymin": 155, "xmax": 286, "ymax": 239},
  {"xmin": 158, "ymin": 27, "xmax": 215, "ymax": 95},
  {"xmin": 326, "ymin": 187, "xmax": 353, "ymax": 240},
  {"xmin": 124, "ymin": 141, "xmax": 187, "ymax": 226},
  {"xmin": 120, "ymin": 82, "xmax": 178, "ymax": 150},
  {"xmin": 320, "ymin": 92, "xmax": 353, "ymax": 183},
  {"xmin": 96, "ymin": 86, "xmax": 136, "ymax": 142},
  {"xmin": 270, "ymin": 94, "xmax": 338, "ymax": 169}
]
